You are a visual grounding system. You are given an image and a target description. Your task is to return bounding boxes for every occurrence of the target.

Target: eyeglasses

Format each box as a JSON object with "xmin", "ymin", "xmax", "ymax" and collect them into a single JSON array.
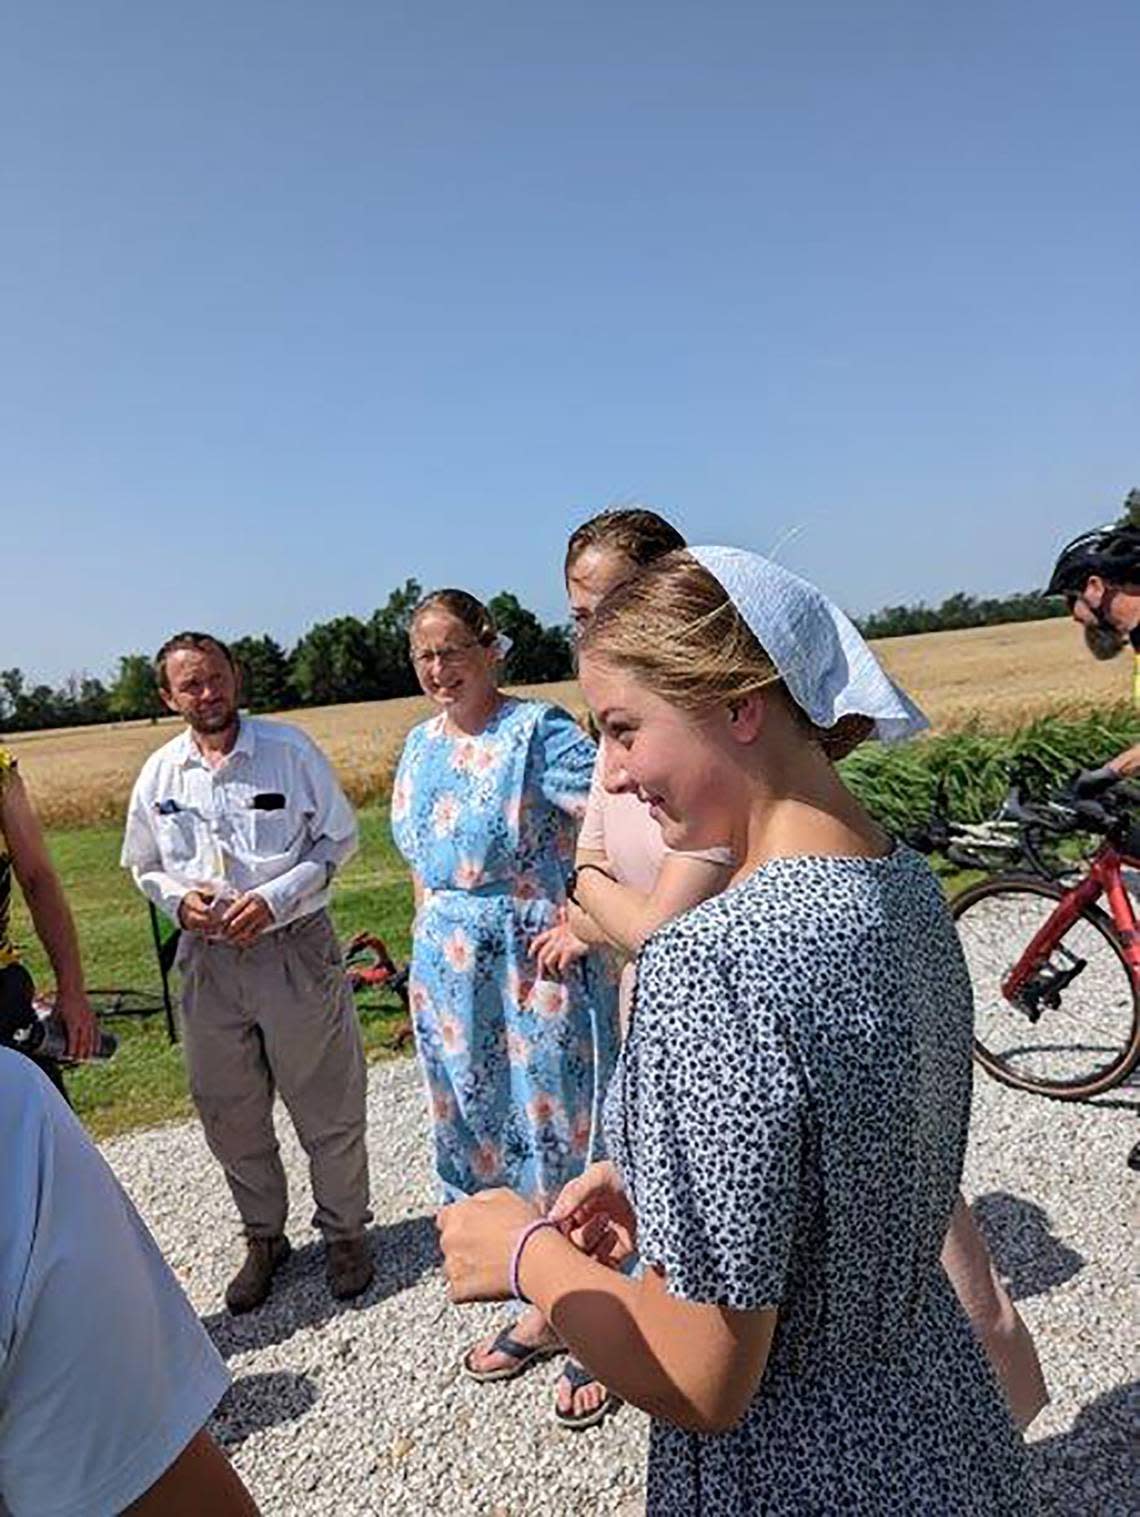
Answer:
[{"xmin": 410, "ymin": 641, "xmax": 481, "ymax": 672}]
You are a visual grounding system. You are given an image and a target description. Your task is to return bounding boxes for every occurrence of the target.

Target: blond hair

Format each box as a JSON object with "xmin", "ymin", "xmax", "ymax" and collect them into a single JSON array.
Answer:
[{"xmin": 580, "ymin": 551, "xmax": 872, "ymax": 760}]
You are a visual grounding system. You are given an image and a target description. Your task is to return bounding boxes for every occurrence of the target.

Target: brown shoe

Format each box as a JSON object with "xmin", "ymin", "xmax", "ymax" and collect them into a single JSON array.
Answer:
[
  {"xmin": 326, "ymin": 1235, "xmax": 374, "ymax": 1300},
  {"xmin": 225, "ymin": 1235, "xmax": 291, "ymax": 1314}
]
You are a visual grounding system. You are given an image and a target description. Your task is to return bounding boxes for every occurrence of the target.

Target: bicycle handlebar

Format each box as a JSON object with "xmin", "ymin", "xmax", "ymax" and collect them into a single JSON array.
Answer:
[
  {"xmin": 1003, "ymin": 776, "xmax": 1140, "ymax": 840},
  {"xmin": 906, "ymin": 772, "xmax": 1140, "ymax": 872}
]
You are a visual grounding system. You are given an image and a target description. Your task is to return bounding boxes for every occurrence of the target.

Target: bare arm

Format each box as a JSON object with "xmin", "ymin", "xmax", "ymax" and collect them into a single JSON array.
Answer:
[
  {"xmin": 565, "ymin": 896, "xmax": 611, "ymax": 946},
  {"xmin": 1109, "ymin": 741, "xmax": 1140, "ymax": 777},
  {"xmin": 574, "ymin": 849, "xmax": 732, "ymax": 956},
  {"xmin": 522, "ymin": 1230, "xmax": 773, "ymax": 1433},
  {"xmin": 1, "ymin": 769, "xmax": 99, "ymax": 1057},
  {"xmin": 124, "ymin": 1429, "xmax": 259, "ymax": 1516},
  {"xmin": 941, "ymin": 1195, "xmax": 1047, "ymax": 1430}
]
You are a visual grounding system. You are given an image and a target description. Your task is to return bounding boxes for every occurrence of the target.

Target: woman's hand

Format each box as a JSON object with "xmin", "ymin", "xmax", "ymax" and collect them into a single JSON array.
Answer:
[
  {"xmin": 55, "ymin": 986, "xmax": 100, "ymax": 1061},
  {"xmin": 529, "ymin": 913, "xmax": 590, "ymax": 977},
  {"xmin": 550, "ymin": 1161, "xmax": 638, "ymax": 1270},
  {"xmin": 437, "ymin": 1189, "xmax": 542, "ymax": 1302}
]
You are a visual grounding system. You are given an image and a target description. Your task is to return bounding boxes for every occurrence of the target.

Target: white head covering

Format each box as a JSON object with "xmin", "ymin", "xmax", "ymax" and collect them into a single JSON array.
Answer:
[{"xmin": 689, "ymin": 546, "xmax": 928, "ymax": 745}]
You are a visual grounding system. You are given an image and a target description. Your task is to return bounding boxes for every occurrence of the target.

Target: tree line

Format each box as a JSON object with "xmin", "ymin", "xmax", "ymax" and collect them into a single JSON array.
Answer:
[
  {"xmin": 0, "ymin": 580, "xmax": 576, "ymax": 731},
  {"xmin": 858, "ymin": 589, "xmax": 1067, "ymax": 640},
  {"xmin": 5, "ymin": 489, "xmax": 1138, "ymax": 734}
]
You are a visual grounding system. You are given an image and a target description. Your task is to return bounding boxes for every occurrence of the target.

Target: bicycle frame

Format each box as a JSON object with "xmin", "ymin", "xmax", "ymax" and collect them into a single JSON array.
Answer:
[{"xmin": 1002, "ymin": 844, "xmax": 1140, "ymax": 1002}]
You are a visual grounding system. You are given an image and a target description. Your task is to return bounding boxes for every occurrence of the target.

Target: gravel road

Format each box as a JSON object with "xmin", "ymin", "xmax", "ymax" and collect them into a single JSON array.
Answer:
[{"xmin": 103, "ymin": 1055, "xmax": 1136, "ymax": 1515}]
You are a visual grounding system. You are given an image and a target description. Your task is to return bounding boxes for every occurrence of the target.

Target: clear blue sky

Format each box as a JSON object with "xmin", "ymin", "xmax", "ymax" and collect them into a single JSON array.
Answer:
[{"xmin": 4, "ymin": 0, "xmax": 1137, "ymax": 685}]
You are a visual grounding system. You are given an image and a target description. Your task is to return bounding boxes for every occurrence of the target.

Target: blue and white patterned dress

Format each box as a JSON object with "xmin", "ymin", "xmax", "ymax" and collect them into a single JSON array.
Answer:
[{"xmin": 391, "ymin": 698, "xmax": 619, "ymax": 1203}]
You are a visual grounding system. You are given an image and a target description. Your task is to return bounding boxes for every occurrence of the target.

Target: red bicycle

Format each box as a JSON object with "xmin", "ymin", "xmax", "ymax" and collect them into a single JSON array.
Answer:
[{"xmin": 950, "ymin": 777, "xmax": 1140, "ymax": 1100}]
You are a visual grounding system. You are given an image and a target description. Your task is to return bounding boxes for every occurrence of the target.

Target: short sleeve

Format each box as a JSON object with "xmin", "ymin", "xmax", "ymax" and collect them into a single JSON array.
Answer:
[
  {"xmin": 390, "ymin": 725, "xmax": 424, "ymax": 867},
  {"xmin": 0, "ymin": 1052, "xmax": 230, "ymax": 1517},
  {"xmin": 628, "ymin": 924, "xmax": 806, "ymax": 1312},
  {"xmin": 530, "ymin": 705, "xmax": 596, "ymax": 818}
]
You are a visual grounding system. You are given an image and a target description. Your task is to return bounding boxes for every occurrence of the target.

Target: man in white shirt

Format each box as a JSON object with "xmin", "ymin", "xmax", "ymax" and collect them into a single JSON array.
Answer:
[
  {"xmin": 0, "ymin": 1047, "xmax": 258, "ymax": 1516},
  {"xmin": 122, "ymin": 632, "xmax": 372, "ymax": 1312}
]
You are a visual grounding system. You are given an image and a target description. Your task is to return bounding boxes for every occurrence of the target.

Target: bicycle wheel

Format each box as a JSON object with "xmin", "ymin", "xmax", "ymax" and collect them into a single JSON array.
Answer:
[{"xmin": 952, "ymin": 875, "xmax": 1140, "ymax": 1099}]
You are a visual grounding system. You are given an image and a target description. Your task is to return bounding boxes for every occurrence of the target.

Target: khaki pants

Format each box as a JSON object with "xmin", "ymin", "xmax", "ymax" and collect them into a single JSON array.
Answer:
[{"xmin": 178, "ymin": 910, "xmax": 371, "ymax": 1241}]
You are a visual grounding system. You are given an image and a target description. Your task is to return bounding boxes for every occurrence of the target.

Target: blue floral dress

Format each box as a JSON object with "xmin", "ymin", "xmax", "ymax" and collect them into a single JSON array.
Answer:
[{"xmin": 391, "ymin": 699, "xmax": 619, "ymax": 1203}]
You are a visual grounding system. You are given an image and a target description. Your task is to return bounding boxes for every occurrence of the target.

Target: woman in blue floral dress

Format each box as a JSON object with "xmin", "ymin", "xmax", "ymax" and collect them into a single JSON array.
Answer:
[{"xmin": 392, "ymin": 590, "xmax": 619, "ymax": 1385}]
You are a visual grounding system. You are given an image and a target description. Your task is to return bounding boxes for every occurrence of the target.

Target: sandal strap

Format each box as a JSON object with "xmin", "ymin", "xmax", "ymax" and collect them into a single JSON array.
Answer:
[
  {"xmin": 559, "ymin": 1358, "xmax": 600, "ymax": 1391},
  {"xmin": 489, "ymin": 1326, "xmax": 545, "ymax": 1363}
]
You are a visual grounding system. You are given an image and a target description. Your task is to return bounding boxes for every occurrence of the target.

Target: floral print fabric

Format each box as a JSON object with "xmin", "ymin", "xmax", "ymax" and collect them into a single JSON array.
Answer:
[{"xmin": 391, "ymin": 699, "xmax": 618, "ymax": 1202}]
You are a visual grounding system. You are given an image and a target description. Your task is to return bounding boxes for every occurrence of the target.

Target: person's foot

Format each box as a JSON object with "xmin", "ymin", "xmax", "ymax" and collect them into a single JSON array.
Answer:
[
  {"xmin": 554, "ymin": 1358, "xmax": 621, "ymax": 1430},
  {"xmin": 326, "ymin": 1235, "xmax": 374, "ymax": 1300},
  {"xmin": 464, "ymin": 1304, "xmax": 559, "ymax": 1378},
  {"xmin": 225, "ymin": 1235, "xmax": 291, "ymax": 1314}
]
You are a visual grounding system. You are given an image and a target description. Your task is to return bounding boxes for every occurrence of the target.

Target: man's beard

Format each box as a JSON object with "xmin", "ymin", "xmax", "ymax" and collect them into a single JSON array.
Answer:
[
  {"xmin": 188, "ymin": 705, "xmax": 238, "ymax": 734},
  {"xmin": 1084, "ymin": 621, "xmax": 1127, "ymax": 660}
]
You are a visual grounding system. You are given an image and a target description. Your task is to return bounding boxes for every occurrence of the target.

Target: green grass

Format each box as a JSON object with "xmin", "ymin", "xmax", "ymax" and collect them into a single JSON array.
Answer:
[
  {"xmin": 11, "ymin": 807, "xmax": 415, "ymax": 1139},
  {"xmin": 21, "ymin": 704, "xmax": 1124, "ymax": 1143},
  {"xmin": 839, "ymin": 702, "xmax": 1140, "ymax": 837}
]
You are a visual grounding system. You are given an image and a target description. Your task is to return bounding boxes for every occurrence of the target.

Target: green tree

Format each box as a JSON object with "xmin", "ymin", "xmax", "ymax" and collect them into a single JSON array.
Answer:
[
  {"xmin": 231, "ymin": 634, "xmax": 296, "ymax": 713},
  {"xmin": 367, "ymin": 578, "xmax": 422, "ymax": 698},
  {"xmin": 108, "ymin": 654, "xmax": 163, "ymax": 720},
  {"xmin": 291, "ymin": 616, "xmax": 377, "ymax": 706},
  {"xmin": 487, "ymin": 592, "xmax": 573, "ymax": 684},
  {"xmin": 53, "ymin": 673, "xmax": 110, "ymax": 727},
  {"xmin": 75, "ymin": 675, "xmax": 111, "ymax": 725},
  {"xmin": 0, "ymin": 668, "xmax": 25, "ymax": 723}
]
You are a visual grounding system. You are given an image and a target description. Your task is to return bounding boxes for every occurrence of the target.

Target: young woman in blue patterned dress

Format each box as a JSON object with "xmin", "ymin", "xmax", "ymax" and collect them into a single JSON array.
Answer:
[
  {"xmin": 391, "ymin": 589, "xmax": 619, "ymax": 1384},
  {"xmin": 438, "ymin": 551, "xmax": 1034, "ymax": 1514}
]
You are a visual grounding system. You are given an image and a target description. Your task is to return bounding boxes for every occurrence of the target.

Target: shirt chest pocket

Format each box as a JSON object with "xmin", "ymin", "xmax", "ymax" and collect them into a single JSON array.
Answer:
[
  {"xmin": 156, "ymin": 811, "xmax": 201, "ymax": 865},
  {"xmin": 239, "ymin": 807, "xmax": 301, "ymax": 861}
]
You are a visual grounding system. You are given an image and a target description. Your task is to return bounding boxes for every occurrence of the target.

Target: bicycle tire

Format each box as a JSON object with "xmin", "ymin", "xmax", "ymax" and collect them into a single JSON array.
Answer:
[{"xmin": 952, "ymin": 874, "xmax": 1140, "ymax": 1099}]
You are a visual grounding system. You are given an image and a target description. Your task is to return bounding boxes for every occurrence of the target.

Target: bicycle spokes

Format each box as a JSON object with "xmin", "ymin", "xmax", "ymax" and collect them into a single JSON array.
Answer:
[{"xmin": 955, "ymin": 883, "xmax": 1139, "ymax": 1092}]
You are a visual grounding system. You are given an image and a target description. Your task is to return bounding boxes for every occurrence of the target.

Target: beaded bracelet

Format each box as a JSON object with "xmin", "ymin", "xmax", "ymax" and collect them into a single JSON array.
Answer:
[{"xmin": 509, "ymin": 1217, "xmax": 561, "ymax": 1302}]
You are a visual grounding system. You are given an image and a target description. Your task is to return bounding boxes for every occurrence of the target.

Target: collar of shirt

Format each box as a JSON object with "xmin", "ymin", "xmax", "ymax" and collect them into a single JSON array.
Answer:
[{"xmin": 174, "ymin": 716, "xmax": 257, "ymax": 771}]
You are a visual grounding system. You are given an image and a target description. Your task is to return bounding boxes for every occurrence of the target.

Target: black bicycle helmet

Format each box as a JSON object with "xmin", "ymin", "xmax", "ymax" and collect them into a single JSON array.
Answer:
[{"xmin": 1045, "ymin": 523, "xmax": 1140, "ymax": 596}]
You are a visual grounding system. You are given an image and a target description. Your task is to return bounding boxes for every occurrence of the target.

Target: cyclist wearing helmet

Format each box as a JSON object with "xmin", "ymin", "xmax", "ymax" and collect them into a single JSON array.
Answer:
[
  {"xmin": 1046, "ymin": 522, "xmax": 1140, "ymax": 782},
  {"xmin": 1049, "ymin": 523, "xmax": 1140, "ymax": 1173}
]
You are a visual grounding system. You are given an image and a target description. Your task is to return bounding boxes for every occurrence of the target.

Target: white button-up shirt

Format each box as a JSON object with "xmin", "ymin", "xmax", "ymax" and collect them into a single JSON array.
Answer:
[{"xmin": 121, "ymin": 717, "xmax": 358, "ymax": 929}]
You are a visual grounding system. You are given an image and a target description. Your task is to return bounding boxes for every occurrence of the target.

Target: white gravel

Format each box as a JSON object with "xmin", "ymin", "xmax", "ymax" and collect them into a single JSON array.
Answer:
[{"xmin": 102, "ymin": 1055, "xmax": 1137, "ymax": 1515}]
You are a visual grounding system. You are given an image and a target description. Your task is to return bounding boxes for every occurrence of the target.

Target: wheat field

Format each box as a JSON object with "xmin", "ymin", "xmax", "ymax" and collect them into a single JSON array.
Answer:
[{"xmin": 5, "ymin": 619, "xmax": 1134, "ymax": 828}]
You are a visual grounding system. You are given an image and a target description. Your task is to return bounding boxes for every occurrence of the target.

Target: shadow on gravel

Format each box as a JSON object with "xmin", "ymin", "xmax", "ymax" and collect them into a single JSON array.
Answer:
[
  {"xmin": 210, "ymin": 1370, "xmax": 319, "ymax": 1446},
  {"xmin": 203, "ymin": 1213, "xmax": 439, "ymax": 1359},
  {"xmin": 971, "ymin": 1192, "xmax": 1084, "ymax": 1300},
  {"xmin": 1029, "ymin": 1380, "xmax": 1138, "ymax": 1516}
]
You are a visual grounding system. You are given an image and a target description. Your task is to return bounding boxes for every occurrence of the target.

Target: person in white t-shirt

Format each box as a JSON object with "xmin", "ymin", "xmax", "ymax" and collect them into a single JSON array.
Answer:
[{"xmin": 0, "ymin": 1047, "xmax": 258, "ymax": 1517}]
